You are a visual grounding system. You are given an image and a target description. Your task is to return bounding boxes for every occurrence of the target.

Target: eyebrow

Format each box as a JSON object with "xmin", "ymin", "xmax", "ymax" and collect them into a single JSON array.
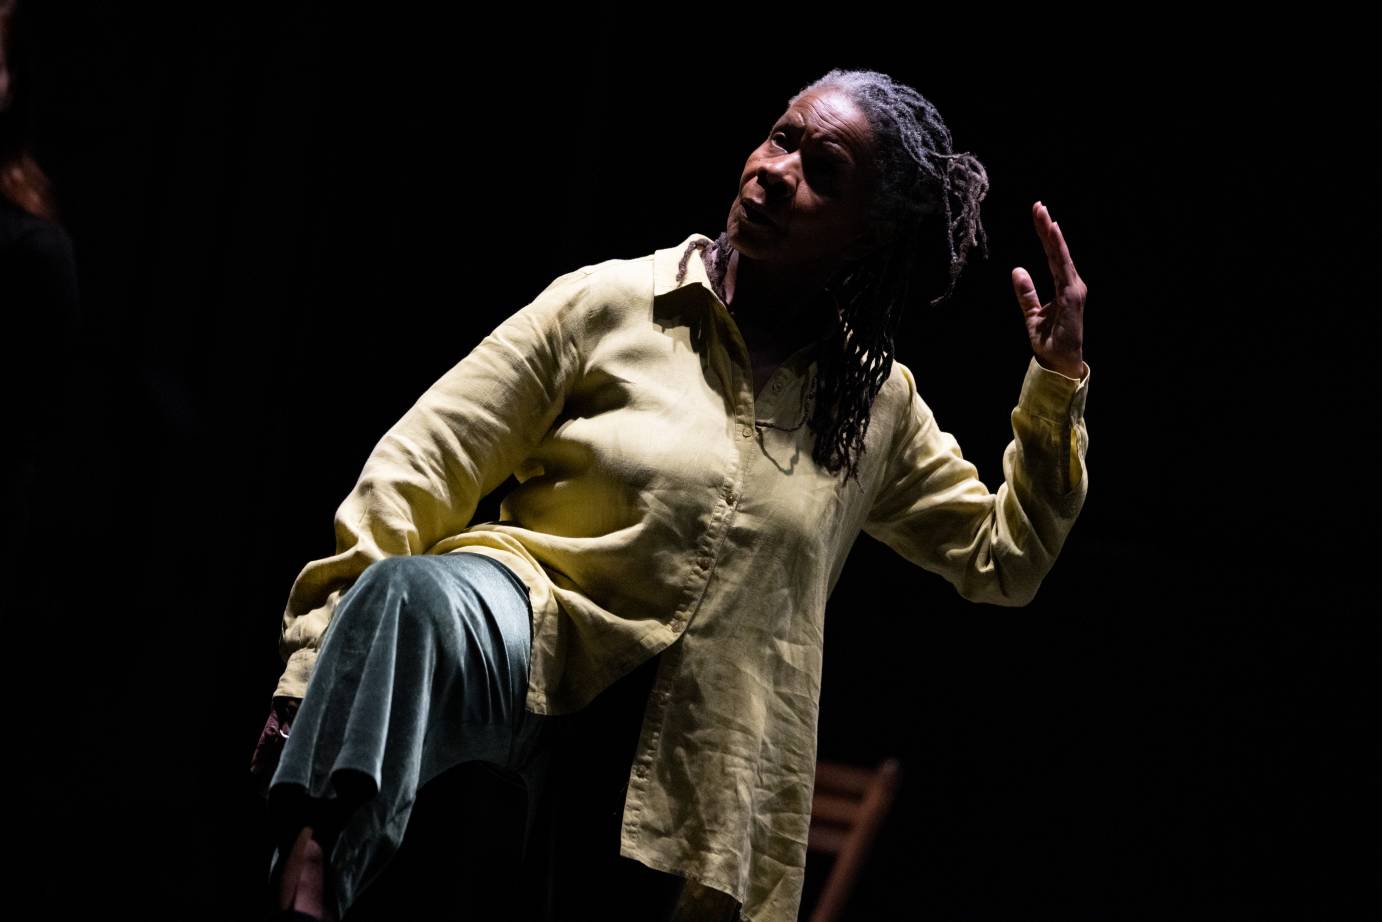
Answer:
[{"xmin": 775, "ymin": 117, "xmax": 856, "ymax": 165}]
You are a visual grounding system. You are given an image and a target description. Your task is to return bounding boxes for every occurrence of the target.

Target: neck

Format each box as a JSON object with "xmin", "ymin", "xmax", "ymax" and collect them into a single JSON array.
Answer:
[{"xmin": 722, "ymin": 248, "xmax": 836, "ymax": 352}]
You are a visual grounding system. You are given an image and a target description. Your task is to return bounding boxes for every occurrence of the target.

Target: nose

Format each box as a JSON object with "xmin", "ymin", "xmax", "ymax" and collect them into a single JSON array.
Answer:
[{"xmin": 756, "ymin": 152, "xmax": 798, "ymax": 203}]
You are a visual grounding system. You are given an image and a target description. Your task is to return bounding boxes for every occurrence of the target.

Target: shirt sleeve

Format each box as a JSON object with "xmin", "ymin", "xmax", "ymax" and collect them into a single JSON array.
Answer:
[
  {"xmin": 272, "ymin": 266, "xmax": 595, "ymax": 700},
  {"xmin": 862, "ymin": 356, "xmax": 1090, "ymax": 607}
]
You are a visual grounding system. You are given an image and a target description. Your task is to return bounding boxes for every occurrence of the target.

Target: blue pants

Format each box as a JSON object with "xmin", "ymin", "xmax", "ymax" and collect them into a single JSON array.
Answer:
[{"xmin": 266, "ymin": 552, "xmax": 566, "ymax": 919}]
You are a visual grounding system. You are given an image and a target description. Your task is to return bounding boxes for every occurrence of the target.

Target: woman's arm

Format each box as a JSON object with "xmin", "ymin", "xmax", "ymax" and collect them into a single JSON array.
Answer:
[
  {"xmin": 863, "ymin": 201, "xmax": 1090, "ymax": 606},
  {"xmin": 862, "ymin": 356, "xmax": 1089, "ymax": 606},
  {"xmin": 271, "ymin": 266, "xmax": 595, "ymax": 701}
]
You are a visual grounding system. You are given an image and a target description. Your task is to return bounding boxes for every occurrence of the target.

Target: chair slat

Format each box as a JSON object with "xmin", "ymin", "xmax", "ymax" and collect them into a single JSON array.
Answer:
[
  {"xmin": 810, "ymin": 792, "xmax": 861, "ymax": 824},
  {"xmin": 813, "ymin": 761, "xmax": 875, "ymax": 795},
  {"xmin": 807, "ymin": 824, "xmax": 850, "ymax": 854},
  {"xmin": 807, "ymin": 758, "xmax": 904, "ymax": 922}
]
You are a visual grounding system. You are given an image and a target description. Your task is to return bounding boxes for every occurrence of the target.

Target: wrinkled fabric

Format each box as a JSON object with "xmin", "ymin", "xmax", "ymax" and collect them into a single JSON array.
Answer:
[
  {"xmin": 269, "ymin": 232, "xmax": 1091, "ymax": 921},
  {"xmin": 267, "ymin": 552, "xmax": 563, "ymax": 920}
]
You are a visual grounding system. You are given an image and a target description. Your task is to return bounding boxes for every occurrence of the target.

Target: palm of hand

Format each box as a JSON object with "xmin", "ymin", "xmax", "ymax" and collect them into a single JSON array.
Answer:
[{"xmin": 1011, "ymin": 201, "xmax": 1087, "ymax": 379}]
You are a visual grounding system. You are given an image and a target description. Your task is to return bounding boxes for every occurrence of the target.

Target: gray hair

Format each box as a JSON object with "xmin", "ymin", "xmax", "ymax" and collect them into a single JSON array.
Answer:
[
  {"xmin": 807, "ymin": 69, "xmax": 993, "ymax": 484},
  {"xmin": 682, "ymin": 69, "xmax": 992, "ymax": 486},
  {"xmin": 792, "ymin": 67, "xmax": 990, "ymax": 310}
]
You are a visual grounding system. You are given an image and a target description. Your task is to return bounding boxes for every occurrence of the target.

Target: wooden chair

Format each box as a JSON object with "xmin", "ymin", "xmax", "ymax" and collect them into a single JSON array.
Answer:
[{"xmin": 805, "ymin": 757, "xmax": 904, "ymax": 922}]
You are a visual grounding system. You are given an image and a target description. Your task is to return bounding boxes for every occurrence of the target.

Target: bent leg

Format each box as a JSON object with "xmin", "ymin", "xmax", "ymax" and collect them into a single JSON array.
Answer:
[{"xmin": 265, "ymin": 551, "xmax": 560, "ymax": 920}]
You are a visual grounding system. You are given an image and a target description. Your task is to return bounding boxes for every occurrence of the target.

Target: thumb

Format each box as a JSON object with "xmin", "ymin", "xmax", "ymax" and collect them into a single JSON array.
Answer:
[{"xmin": 1011, "ymin": 267, "xmax": 1042, "ymax": 316}]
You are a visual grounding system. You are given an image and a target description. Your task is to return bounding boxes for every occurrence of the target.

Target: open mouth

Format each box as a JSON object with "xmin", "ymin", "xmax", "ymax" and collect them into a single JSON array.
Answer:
[{"xmin": 740, "ymin": 199, "xmax": 777, "ymax": 229}]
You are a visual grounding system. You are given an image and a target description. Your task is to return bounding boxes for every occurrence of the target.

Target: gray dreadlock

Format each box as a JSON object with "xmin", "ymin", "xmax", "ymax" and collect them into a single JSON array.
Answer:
[{"xmin": 681, "ymin": 68, "xmax": 991, "ymax": 486}]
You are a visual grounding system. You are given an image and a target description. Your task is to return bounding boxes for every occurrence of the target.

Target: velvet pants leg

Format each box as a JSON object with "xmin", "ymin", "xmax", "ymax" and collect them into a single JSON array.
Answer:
[{"xmin": 264, "ymin": 551, "xmax": 561, "ymax": 920}]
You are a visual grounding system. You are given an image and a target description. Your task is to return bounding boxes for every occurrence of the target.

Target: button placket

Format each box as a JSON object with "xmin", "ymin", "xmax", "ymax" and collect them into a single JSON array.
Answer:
[{"xmin": 638, "ymin": 636, "xmax": 683, "ymax": 783}]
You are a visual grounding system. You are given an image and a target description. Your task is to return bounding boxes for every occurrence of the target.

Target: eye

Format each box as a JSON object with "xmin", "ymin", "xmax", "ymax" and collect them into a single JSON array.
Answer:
[
  {"xmin": 811, "ymin": 161, "xmax": 841, "ymax": 191},
  {"xmin": 769, "ymin": 130, "xmax": 789, "ymax": 150}
]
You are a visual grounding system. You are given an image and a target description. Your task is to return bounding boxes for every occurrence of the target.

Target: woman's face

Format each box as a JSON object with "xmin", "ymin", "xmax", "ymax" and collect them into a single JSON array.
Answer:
[{"xmin": 726, "ymin": 86, "xmax": 879, "ymax": 274}]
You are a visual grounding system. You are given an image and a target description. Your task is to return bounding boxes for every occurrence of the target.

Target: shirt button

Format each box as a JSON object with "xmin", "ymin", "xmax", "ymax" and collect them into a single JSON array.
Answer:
[
  {"xmin": 740, "ymin": 425, "xmax": 753, "ymax": 439},
  {"xmin": 699, "ymin": 557, "xmax": 711, "ymax": 570},
  {"xmin": 771, "ymin": 380, "xmax": 784, "ymax": 392}
]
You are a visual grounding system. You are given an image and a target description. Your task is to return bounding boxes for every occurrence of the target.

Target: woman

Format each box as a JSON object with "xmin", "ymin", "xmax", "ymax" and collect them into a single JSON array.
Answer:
[{"xmin": 254, "ymin": 67, "xmax": 1090, "ymax": 921}]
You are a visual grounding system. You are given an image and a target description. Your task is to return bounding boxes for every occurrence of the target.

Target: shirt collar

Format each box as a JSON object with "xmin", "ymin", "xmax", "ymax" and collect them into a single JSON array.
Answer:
[
  {"xmin": 654, "ymin": 232, "xmax": 718, "ymax": 301},
  {"xmin": 653, "ymin": 231, "xmax": 828, "ymax": 384}
]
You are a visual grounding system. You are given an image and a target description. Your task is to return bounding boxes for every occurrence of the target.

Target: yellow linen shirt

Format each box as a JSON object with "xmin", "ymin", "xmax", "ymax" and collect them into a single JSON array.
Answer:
[{"xmin": 272, "ymin": 232, "xmax": 1091, "ymax": 921}]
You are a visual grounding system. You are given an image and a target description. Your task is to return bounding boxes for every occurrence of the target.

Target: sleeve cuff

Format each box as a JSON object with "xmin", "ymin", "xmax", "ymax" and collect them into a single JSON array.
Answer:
[{"xmin": 1019, "ymin": 356, "xmax": 1090, "ymax": 423}]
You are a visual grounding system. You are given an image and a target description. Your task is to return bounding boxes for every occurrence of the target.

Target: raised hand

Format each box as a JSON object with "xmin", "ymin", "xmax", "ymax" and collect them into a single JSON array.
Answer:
[{"xmin": 1011, "ymin": 200, "xmax": 1087, "ymax": 380}]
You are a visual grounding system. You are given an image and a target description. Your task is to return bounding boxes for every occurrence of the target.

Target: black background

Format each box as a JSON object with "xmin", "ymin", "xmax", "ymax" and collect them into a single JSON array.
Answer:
[{"xmin": 8, "ymin": 4, "xmax": 1370, "ymax": 919}]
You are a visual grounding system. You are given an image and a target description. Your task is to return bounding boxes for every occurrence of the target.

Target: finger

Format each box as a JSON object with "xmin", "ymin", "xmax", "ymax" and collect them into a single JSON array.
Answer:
[
  {"xmin": 1011, "ymin": 267, "xmax": 1042, "ymax": 314},
  {"xmin": 1048, "ymin": 221, "xmax": 1080, "ymax": 289},
  {"xmin": 1034, "ymin": 203, "xmax": 1079, "ymax": 291}
]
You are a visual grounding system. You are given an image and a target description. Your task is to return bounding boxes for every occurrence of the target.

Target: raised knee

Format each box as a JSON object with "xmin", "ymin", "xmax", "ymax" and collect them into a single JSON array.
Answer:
[
  {"xmin": 358, "ymin": 555, "xmax": 413, "ymax": 584},
  {"xmin": 356, "ymin": 555, "xmax": 432, "ymax": 592},
  {"xmin": 349, "ymin": 556, "xmax": 450, "ymax": 626}
]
